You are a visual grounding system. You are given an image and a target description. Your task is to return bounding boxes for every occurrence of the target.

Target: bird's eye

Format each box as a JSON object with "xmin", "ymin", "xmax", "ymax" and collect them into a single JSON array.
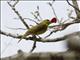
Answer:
[{"xmin": 46, "ymin": 19, "xmax": 49, "ymax": 21}]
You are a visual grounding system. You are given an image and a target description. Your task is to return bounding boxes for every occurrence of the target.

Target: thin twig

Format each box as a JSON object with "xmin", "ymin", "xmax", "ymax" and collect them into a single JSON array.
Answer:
[
  {"xmin": 30, "ymin": 35, "xmax": 37, "ymax": 52},
  {"xmin": 37, "ymin": 6, "xmax": 43, "ymax": 20},
  {"xmin": 66, "ymin": 0, "xmax": 80, "ymax": 18},
  {"xmin": 13, "ymin": 0, "xmax": 19, "ymax": 7},
  {"xmin": 6, "ymin": 26, "xmax": 26, "ymax": 30},
  {"xmin": 66, "ymin": 0, "xmax": 80, "ymax": 13},
  {"xmin": 24, "ymin": 18, "xmax": 39, "ymax": 25},
  {"xmin": 48, "ymin": 2, "xmax": 59, "ymax": 23},
  {"xmin": 30, "ymin": 41, "xmax": 36, "ymax": 52},
  {"xmin": 30, "ymin": 35, "xmax": 42, "ymax": 52},
  {"xmin": 31, "ymin": 12, "xmax": 40, "ymax": 21},
  {"xmin": 7, "ymin": 2, "xmax": 29, "ymax": 29}
]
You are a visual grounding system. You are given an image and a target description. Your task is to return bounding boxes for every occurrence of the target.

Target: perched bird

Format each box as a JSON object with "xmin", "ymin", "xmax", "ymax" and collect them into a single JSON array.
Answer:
[{"xmin": 18, "ymin": 18, "xmax": 57, "ymax": 43}]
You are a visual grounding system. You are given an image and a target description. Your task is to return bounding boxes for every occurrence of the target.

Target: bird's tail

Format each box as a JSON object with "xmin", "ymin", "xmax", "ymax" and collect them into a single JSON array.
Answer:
[{"xmin": 18, "ymin": 32, "xmax": 29, "ymax": 43}]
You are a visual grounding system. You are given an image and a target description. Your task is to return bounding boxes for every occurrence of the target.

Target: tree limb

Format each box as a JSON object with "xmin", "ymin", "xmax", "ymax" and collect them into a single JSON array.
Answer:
[
  {"xmin": 45, "ymin": 18, "xmax": 80, "ymax": 38},
  {"xmin": 7, "ymin": 2, "xmax": 29, "ymax": 29},
  {"xmin": 30, "ymin": 39, "xmax": 37, "ymax": 52},
  {"xmin": 1, "ymin": 29, "xmax": 80, "ymax": 43},
  {"xmin": 66, "ymin": 0, "xmax": 80, "ymax": 18}
]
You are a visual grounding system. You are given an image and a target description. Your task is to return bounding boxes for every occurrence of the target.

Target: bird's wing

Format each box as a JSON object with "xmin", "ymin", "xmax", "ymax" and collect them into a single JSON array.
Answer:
[{"xmin": 28, "ymin": 24, "xmax": 47, "ymax": 35}]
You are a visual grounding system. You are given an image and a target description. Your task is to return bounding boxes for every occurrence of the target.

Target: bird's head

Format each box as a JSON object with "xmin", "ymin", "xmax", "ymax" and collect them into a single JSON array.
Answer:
[
  {"xmin": 42, "ymin": 19, "xmax": 51, "ymax": 25},
  {"xmin": 41, "ymin": 18, "xmax": 57, "ymax": 25}
]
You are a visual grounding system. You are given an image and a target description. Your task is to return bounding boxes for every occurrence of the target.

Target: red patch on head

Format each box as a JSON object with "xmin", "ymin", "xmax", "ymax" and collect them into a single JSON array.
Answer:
[{"xmin": 50, "ymin": 18, "xmax": 57, "ymax": 23}]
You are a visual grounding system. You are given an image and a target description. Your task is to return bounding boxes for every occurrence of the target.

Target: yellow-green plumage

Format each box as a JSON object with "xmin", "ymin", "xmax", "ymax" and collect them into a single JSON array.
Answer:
[{"xmin": 18, "ymin": 19, "xmax": 51, "ymax": 43}]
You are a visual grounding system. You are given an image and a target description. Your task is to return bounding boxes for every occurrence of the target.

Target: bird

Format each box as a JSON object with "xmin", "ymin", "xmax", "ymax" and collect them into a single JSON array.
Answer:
[{"xmin": 18, "ymin": 18, "xmax": 57, "ymax": 43}]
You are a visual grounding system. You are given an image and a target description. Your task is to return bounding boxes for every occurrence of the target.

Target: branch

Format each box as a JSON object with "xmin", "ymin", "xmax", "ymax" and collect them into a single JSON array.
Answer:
[
  {"xmin": 66, "ymin": 0, "xmax": 80, "ymax": 18},
  {"xmin": 1, "ymin": 29, "xmax": 80, "ymax": 43},
  {"xmin": 6, "ymin": 26, "xmax": 26, "ymax": 30},
  {"xmin": 7, "ymin": 2, "xmax": 29, "ymax": 29},
  {"xmin": 31, "ymin": 12, "xmax": 40, "ymax": 21},
  {"xmin": 30, "ymin": 39, "xmax": 37, "ymax": 52},
  {"xmin": 0, "ymin": 30, "xmax": 65, "ymax": 42},
  {"xmin": 45, "ymin": 18, "xmax": 80, "ymax": 37},
  {"xmin": 24, "ymin": 18, "xmax": 39, "ymax": 25},
  {"xmin": 49, "ymin": 18, "xmax": 80, "ymax": 29},
  {"xmin": 36, "ymin": 6, "xmax": 43, "ymax": 20},
  {"xmin": 0, "ymin": 30, "xmax": 19, "ymax": 38},
  {"xmin": 13, "ymin": 0, "xmax": 19, "ymax": 7}
]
